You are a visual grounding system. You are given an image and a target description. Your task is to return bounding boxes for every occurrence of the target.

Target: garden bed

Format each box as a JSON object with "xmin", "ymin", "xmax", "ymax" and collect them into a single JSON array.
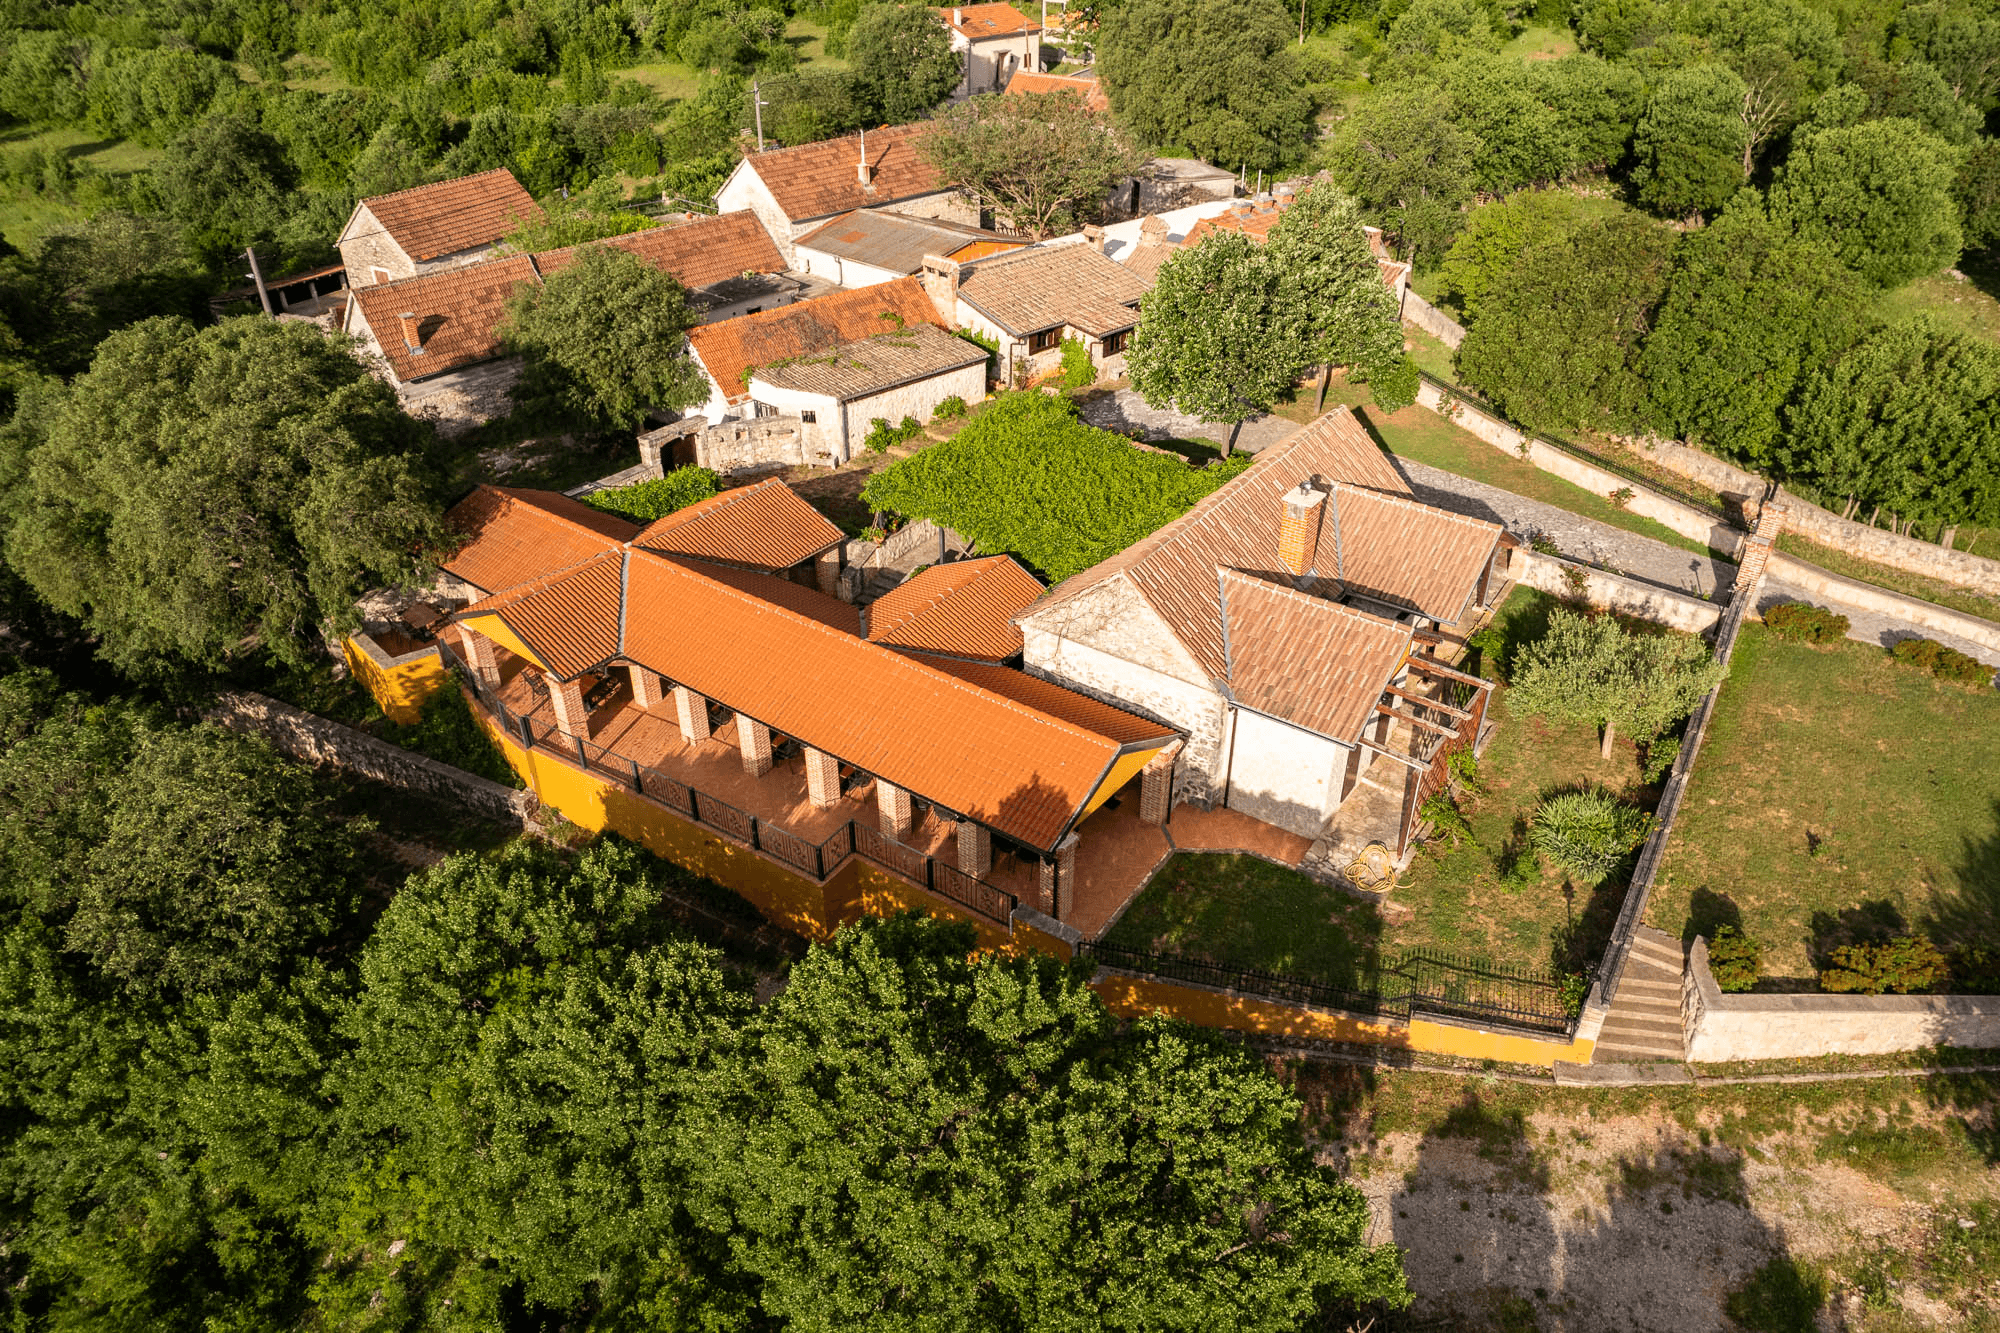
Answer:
[{"xmin": 1654, "ymin": 623, "xmax": 2000, "ymax": 985}]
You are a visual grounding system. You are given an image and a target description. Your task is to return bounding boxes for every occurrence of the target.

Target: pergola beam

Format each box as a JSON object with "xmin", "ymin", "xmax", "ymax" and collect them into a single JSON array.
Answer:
[
  {"xmin": 1353, "ymin": 737, "xmax": 1426, "ymax": 769},
  {"xmin": 1405, "ymin": 656, "xmax": 1492, "ymax": 689},
  {"xmin": 1377, "ymin": 704, "xmax": 1459, "ymax": 738},
  {"xmin": 1383, "ymin": 684, "xmax": 1471, "ymax": 719}
]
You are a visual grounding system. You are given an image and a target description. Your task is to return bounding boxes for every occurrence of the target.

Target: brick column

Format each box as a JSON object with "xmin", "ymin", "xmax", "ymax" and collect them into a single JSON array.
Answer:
[
  {"xmin": 626, "ymin": 663, "xmax": 665, "ymax": 709},
  {"xmin": 876, "ymin": 779, "xmax": 913, "ymax": 840},
  {"xmin": 548, "ymin": 675, "xmax": 587, "ymax": 738},
  {"xmin": 956, "ymin": 820, "xmax": 991, "ymax": 877},
  {"xmin": 815, "ymin": 546, "xmax": 842, "ymax": 597},
  {"xmin": 462, "ymin": 627, "xmax": 502, "ymax": 689},
  {"xmin": 804, "ymin": 746, "xmax": 842, "ymax": 807},
  {"xmin": 1037, "ymin": 832, "xmax": 1079, "ymax": 919},
  {"xmin": 1138, "ymin": 744, "xmax": 1180, "ymax": 824},
  {"xmin": 736, "ymin": 714, "xmax": 772, "ymax": 777},
  {"xmin": 673, "ymin": 685, "xmax": 711, "ymax": 745}
]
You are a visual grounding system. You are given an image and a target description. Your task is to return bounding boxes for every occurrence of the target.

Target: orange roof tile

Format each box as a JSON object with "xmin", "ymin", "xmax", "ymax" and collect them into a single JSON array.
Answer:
[
  {"xmin": 1217, "ymin": 569, "xmax": 1411, "ymax": 741},
  {"xmin": 352, "ymin": 255, "xmax": 541, "ymax": 382},
  {"xmin": 1004, "ymin": 70, "xmax": 1108, "ymax": 111},
  {"xmin": 937, "ymin": 3, "xmax": 1042, "ymax": 37},
  {"xmin": 357, "ymin": 168, "xmax": 538, "ymax": 262},
  {"xmin": 633, "ymin": 478, "xmax": 844, "ymax": 572},
  {"xmin": 460, "ymin": 548, "xmax": 626, "ymax": 678},
  {"xmin": 1024, "ymin": 407, "xmax": 1424, "ymax": 679},
  {"xmin": 688, "ymin": 276, "xmax": 946, "ymax": 404},
  {"xmin": 1330, "ymin": 486, "xmax": 1502, "ymax": 624},
  {"xmin": 532, "ymin": 211, "xmax": 785, "ymax": 289},
  {"xmin": 866, "ymin": 555, "xmax": 1044, "ymax": 662},
  {"xmin": 441, "ymin": 485, "xmax": 638, "ymax": 594},
  {"xmin": 912, "ymin": 655, "xmax": 1173, "ymax": 745},
  {"xmin": 738, "ymin": 124, "xmax": 946, "ymax": 223}
]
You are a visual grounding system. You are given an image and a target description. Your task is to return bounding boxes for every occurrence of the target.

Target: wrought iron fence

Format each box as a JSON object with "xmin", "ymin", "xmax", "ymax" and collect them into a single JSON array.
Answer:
[
  {"xmin": 1079, "ymin": 941, "xmax": 1577, "ymax": 1035},
  {"xmin": 932, "ymin": 861, "xmax": 1018, "ymax": 923}
]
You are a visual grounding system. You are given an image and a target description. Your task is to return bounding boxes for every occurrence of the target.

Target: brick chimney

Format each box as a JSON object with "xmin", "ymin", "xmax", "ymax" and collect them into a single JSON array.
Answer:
[
  {"xmin": 919, "ymin": 253, "xmax": 961, "ymax": 323},
  {"xmin": 1140, "ymin": 213, "xmax": 1169, "ymax": 241},
  {"xmin": 1082, "ymin": 223, "xmax": 1105, "ymax": 254},
  {"xmin": 857, "ymin": 127, "xmax": 872, "ymax": 186},
  {"xmin": 1278, "ymin": 481, "xmax": 1326, "ymax": 577},
  {"xmin": 398, "ymin": 311, "xmax": 425, "ymax": 355}
]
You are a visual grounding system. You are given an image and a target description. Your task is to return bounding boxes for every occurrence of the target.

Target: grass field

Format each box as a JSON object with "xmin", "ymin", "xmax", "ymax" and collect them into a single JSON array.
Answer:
[
  {"xmin": 1776, "ymin": 531, "xmax": 2000, "ymax": 624},
  {"xmin": 1499, "ymin": 22, "xmax": 1578, "ymax": 60},
  {"xmin": 0, "ymin": 126, "xmax": 160, "ymax": 246},
  {"xmin": 1875, "ymin": 268, "xmax": 2000, "ymax": 344},
  {"xmin": 1654, "ymin": 622, "xmax": 2000, "ymax": 982}
]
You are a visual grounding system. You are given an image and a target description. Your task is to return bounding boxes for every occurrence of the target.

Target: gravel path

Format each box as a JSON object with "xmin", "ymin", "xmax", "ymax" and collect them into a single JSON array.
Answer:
[
  {"xmin": 1758, "ymin": 576, "xmax": 2000, "ymax": 668},
  {"xmin": 1392, "ymin": 457, "xmax": 1738, "ymax": 600}
]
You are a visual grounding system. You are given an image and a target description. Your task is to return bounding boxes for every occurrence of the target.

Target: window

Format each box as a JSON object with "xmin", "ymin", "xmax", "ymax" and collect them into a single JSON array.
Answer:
[
  {"xmin": 1102, "ymin": 329, "xmax": 1129, "ymax": 355},
  {"xmin": 752, "ymin": 401, "xmax": 778, "ymax": 419},
  {"xmin": 801, "ymin": 409, "xmax": 817, "ymax": 423},
  {"xmin": 1027, "ymin": 327, "xmax": 1060, "ymax": 354},
  {"xmin": 371, "ymin": 268, "xmax": 392, "ymax": 286}
]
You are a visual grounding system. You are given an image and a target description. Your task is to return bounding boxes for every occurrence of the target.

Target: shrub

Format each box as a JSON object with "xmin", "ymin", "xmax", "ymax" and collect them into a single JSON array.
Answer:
[
  {"xmin": 1467, "ymin": 624, "xmax": 1508, "ymax": 678},
  {"xmin": 1706, "ymin": 924, "xmax": 1761, "ymax": 992},
  {"xmin": 1528, "ymin": 788, "xmax": 1653, "ymax": 886},
  {"xmin": 955, "ymin": 326, "xmax": 999, "ymax": 379},
  {"xmin": 1818, "ymin": 935, "xmax": 1950, "ymax": 994},
  {"xmin": 1889, "ymin": 636, "xmax": 1994, "ymax": 686},
  {"xmin": 1763, "ymin": 601, "xmax": 1850, "ymax": 645},
  {"xmin": 1419, "ymin": 792, "xmax": 1471, "ymax": 845},
  {"xmin": 932, "ymin": 395, "xmax": 968, "ymax": 421},
  {"xmin": 864, "ymin": 415, "xmax": 927, "ymax": 454},
  {"xmin": 1528, "ymin": 530, "xmax": 1561, "ymax": 555},
  {"xmin": 581, "ymin": 466, "xmax": 719, "ymax": 522},
  {"xmin": 1640, "ymin": 733, "xmax": 1680, "ymax": 783},
  {"xmin": 1059, "ymin": 334, "xmax": 1097, "ymax": 390},
  {"xmin": 1951, "ymin": 946, "xmax": 2000, "ymax": 994},
  {"xmin": 385, "ymin": 685, "xmax": 522, "ymax": 788}
]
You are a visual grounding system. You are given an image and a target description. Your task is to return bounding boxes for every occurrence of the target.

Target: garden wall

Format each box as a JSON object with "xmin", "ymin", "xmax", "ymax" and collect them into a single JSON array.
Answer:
[
  {"xmin": 208, "ymin": 690, "xmax": 538, "ymax": 826},
  {"xmin": 1765, "ymin": 552, "xmax": 2000, "ymax": 655},
  {"xmin": 343, "ymin": 630, "xmax": 448, "ymax": 724},
  {"xmin": 1402, "ymin": 293, "xmax": 1466, "ymax": 350},
  {"xmin": 1511, "ymin": 548, "xmax": 1722, "ymax": 634},
  {"xmin": 1683, "ymin": 937, "xmax": 2000, "ymax": 1059}
]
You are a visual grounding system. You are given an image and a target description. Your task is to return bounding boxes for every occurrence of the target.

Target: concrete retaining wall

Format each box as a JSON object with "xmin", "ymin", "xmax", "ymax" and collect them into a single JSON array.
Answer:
[
  {"xmin": 209, "ymin": 689, "xmax": 538, "ymax": 827},
  {"xmin": 1684, "ymin": 937, "xmax": 2000, "ymax": 1059},
  {"xmin": 1513, "ymin": 548, "xmax": 1722, "ymax": 634},
  {"xmin": 1403, "ymin": 292, "xmax": 1467, "ymax": 350},
  {"xmin": 1766, "ymin": 552, "xmax": 2000, "ymax": 655}
]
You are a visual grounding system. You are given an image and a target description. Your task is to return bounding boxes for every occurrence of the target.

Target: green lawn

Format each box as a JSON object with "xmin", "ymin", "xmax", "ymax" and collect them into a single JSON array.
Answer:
[
  {"xmin": 1875, "ymin": 269, "xmax": 2000, "ymax": 345},
  {"xmin": 1499, "ymin": 22, "xmax": 1578, "ymax": 59},
  {"xmin": 1654, "ymin": 623, "xmax": 2000, "ymax": 981},
  {"xmin": 620, "ymin": 60, "xmax": 703, "ymax": 103},
  {"xmin": 0, "ymin": 126, "xmax": 160, "ymax": 247}
]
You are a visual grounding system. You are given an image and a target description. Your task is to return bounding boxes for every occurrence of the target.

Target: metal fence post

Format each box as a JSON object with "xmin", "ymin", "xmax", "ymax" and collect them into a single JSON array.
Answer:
[
  {"xmin": 627, "ymin": 758, "xmax": 642, "ymax": 792},
  {"xmin": 572, "ymin": 733, "xmax": 587, "ymax": 764}
]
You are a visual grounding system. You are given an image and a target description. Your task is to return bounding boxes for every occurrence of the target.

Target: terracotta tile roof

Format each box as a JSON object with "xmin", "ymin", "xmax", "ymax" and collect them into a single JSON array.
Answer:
[
  {"xmin": 1185, "ymin": 196, "xmax": 1409, "ymax": 293},
  {"xmin": 955, "ymin": 242, "xmax": 1150, "ymax": 336},
  {"xmin": 352, "ymin": 255, "xmax": 541, "ymax": 382},
  {"xmin": 1217, "ymin": 569, "xmax": 1411, "ymax": 741},
  {"xmin": 688, "ymin": 276, "xmax": 946, "ymax": 404},
  {"xmin": 441, "ymin": 485, "xmax": 638, "ymax": 594},
  {"xmin": 866, "ymin": 555, "xmax": 1044, "ymax": 661},
  {"xmin": 532, "ymin": 211, "xmax": 785, "ymax": 289},
  {"xmin": 738, "ymin": 124, "xmax": 946, "ymax": 223},
  {"xmin": 358, "ymin": 168, "xmax": 538, "ymax": 262},
  {"xmin": 683, "ymin": 558, "xmax": 861, "ymax": 633},
  {"xmin": 1004, "ymin": 70, "xmax": 1108, "ymax": 111},
  {"xmin": 633, "ymin": 478, "xmax": 844, "ymax": 571},
  {"xmin": 1022, "ymin": 407, "xmax": 1453, "ymax": 679},
  {"xmin": 753, "ymin": 321, "xmax": 986, "ymax": 400},
  {"xmin": 1330, "ymin": 486, "xmax": 1502, "ymax": 624},
  {"xmin": 937, "ymin": 2, "xmax": 1042, "ymax": 37},
  {"xmin": 461, "ymin": 549, "xmax": 626, "ymax": 678},
  {"xmin": 914, "ymin": 655, "xmax": 1175, "ymax": 745},
  {"xmin": 793, "ymin": 209, "xmax": 1022, "ymax": 274}
]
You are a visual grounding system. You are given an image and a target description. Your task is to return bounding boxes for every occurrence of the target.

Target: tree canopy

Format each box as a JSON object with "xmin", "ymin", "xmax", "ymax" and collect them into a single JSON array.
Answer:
[
  {"xmin": 0, "ymin": 316, "xmax": 442, "ymax": 675},
  {"xmin": 1265, "ymin": 187, "xmax": 1415, "ymax": 409},
  {"xmin": 1767, "ymin": 116, "xmax": 1965, "ymax": 287},
  {"xmin": 920, "ymin": 90, "xmax": 1146, "ymax": 238},
  {"xmin": 501, "ymin": 242, "xmax": 710, "ymax": 430},
  {"xmin": 1630, "ymin": 63, "xmax": 1749, "ymax": 219},
  {"xmin": 848, "ymin": 2, "xmax": 962, "ymax": 125},
  {"xmin": 1506, "ymin": 607, "xmax": 1725, "ymax": 759},
  {"xmin": 1326, "ymin": 80, "xmax": 1479, "ymax": 263},
  {"xmin": 1097, "ymin": 0, "xmax": 1315, "ymax": 172}
]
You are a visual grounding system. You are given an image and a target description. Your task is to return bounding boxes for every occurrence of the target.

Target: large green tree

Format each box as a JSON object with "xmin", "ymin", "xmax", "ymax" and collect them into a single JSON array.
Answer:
[
  {"xmin": 1778, "ymin": 316, "xmax": 2000, "ymax": 528},
  {"xmin": 692, "ymin": 913, "xmax": 1408, "ymax": 1330},
  {"xmin": 1643, "ymin": 198, "xmax": 1865, "ymax": 464},
  {"xmin": 1326, "ymin": 79, "xmax": 1479, "ymax": 263},
  {"xmin": 1456, "ymin": 211, "xmax": 1678, "ymax": 434},
  {"xmin": 1507, "ymin": 607, "xmax": 1725, "ymax": 758},
  {"xmin": 1630, "ymin": 62, "xmax": 1749, "ymax": 219},
  {"xmin": 1437, "ymin": 188, "xmax": 1619, "ymax": 321},
  {"xmin": 1768, "ymin": 116, "xmax": 1965, "ymax": 287},
  {"xmin": 847, "ymin": 1, "xmax": 962, "ymax": 124},
  {"xmin": 1129, "ymin": 231, "xmax": 1304, "ymax": 454},
  {"xmin": 500, "ymin": 242, "xmax": 709, "ymax": 430},
  {"xmin": 1264, "ymin": 186, "xmax": 1413, "ymax": 411},
  {"xmin": 0, "ymin": 317, "xmax": 442, "ymax": 675},
  {"xmin": 1096, "ymin": 0, "xmax": 1315, "ymax": 172},
  {"xmin": 919, "ymin": 90, "xmax": 1146, "ymax": 238}
]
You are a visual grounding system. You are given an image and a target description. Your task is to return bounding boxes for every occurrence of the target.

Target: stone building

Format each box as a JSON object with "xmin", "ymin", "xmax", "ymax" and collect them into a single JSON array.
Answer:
[
  {"xmin": 337, "ymin": 168, "xmax": 537, "ymax": 291},
  {"xmin": 793, "ymin": 210, "xmax": 1024, "ymax": 289},
  {"xmin": 1014, "ymin": 408, "xmax": 1506, "ymax": 841},
  {"xmin": 919, "ymin": 234, "xmax": 1150, "ymax": 384},
  {"xmin": 748, "ymin": 323, "xmax": 988, "ymax": 465},
  {"xmin": 716, "ymin": 125, "xmax": 978, "ymax": 264},
  {"xmin": 935, "ymin": 3, "xmax": 1043, "ymax": 98}
]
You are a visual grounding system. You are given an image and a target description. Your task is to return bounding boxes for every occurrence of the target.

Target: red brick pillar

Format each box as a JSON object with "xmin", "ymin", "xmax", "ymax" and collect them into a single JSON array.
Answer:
[
  {"xmin": 462, "ymin": 628, "xmax": 502, "ymax": 690},
  {"xmin": 1139, "ymin": 744, "xmax": 1179, "ymax": 824},
  {"xmin": 956, "ymin": 820, "xmax": 991, "ymax": 877},
  {"xmin": 736, "ymin": 714, "xmax": 772, "ymax": 777},
  {"xmin": 626, "ymin": 663, "xmax": 665, "ymax": 709},
  {"xmin": 1051, "ymin": 832, "xmax": 1078, "ymax": 919},
  {"xmin": 548, "ymin": 675, "xmax": 587, "ymax": 738},
  {"xmin": 876, "ymin": 780, "xmax": 913, "ymax": 840},
  {"xmin": 815, "ymin": 546, "xmax": 842, "ymax": 597},
  {"xmin": 804, "ymin": 746, "xmax": 841, "ymax": 807},
  {"xmin": 673, "ymin": 686, "xmax": 710, "ymax": 745}
]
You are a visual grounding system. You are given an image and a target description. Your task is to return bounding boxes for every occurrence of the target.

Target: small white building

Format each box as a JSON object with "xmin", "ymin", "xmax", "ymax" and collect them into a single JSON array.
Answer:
[
  {"xmin": 935, "ymin": 3, "xmax": 1044, "ymax": 99},
  {"xmin": 918, "ymin": 235, "xmax": 1151, "ymax": 385},
  {"xmin": 337, "ymin": 168, "xmax": 538, "ymax": 291},
  {"xmin": 750, "ymin": 323, "xmax": 987, "ymax": 465},
  {"xmin": 793, "ymin": 210, "xmax": 1025, "ymax": 289}
]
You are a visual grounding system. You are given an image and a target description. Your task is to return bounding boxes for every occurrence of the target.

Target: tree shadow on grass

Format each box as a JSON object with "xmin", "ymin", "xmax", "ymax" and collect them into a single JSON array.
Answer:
[
  {"xmin": 1682, "ymin": 887, "xmax": 1743, "ymax": 949},
  {"xmin": 1806, "ymin": 899, "xmax": 1906, "ymax": 972}
]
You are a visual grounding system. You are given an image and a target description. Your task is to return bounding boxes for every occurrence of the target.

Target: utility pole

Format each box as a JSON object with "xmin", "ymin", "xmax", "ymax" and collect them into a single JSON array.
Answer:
[
  {"xmin": 752, "ymin": 78, "xmax": 768, "ymax": 152},
  {"xmin": 244, "ymin": 246, "xmax": 273, "ymax": 318},
  {"xmin": 1299, "ymin": 0, "xmax": 1307, "ymax": 45}
]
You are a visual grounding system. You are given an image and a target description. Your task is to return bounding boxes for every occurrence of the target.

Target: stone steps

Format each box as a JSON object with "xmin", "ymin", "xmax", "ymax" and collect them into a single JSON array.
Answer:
[{"xmin": 1592, "ymin": 925, "xmax": 1688, "ymax": 1064}]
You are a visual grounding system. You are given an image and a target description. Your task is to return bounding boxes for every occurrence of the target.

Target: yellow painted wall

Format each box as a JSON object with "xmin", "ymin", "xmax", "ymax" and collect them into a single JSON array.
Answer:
[
  {"xmin": 458, "ymin": 613, "xmax": 549, "ymax": 672},
  {"xmin": 1079, "ymin": 746, "xmax": 1162, "ymax": 819},
  {"xmin": 344, "ymin": 636, "xmax": 449, "ymax": 725}
]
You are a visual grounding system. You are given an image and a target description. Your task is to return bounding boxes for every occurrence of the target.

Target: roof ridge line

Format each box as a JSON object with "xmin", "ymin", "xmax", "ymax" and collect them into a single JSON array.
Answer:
[
  {"xmin": 458, "ymin": 547, "xmax": 624, "ymax": 617},
  {"xmin": 361, "ymin": 166, "xmax": 516, "ymax": 206},
  {"xmin": 870, "ymin": 561, "xmax": 997, "ymax": 639}
]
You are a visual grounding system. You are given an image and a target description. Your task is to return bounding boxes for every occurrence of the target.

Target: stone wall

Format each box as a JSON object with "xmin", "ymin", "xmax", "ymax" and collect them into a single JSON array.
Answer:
[
  {"xmin": 1512, "ymin": 548, "xmax": 1723, "ymax": 634},
  {"xmin": 693, "ymin": 417, "xmax": 814, "ymax": 475},
  {"xmin": 1402, "ymin": 292, "xmax": 1466, "ymax": 350},
  {"xmin": 1765, "ymin": 551, "xmax": 2000, "ymax": 655},
  {"xmin": 208, "ymin": 689, "xmax": 538, "ymax": 827},
  {"xmin": 1683, "ymin": 936, "xmax": 2000, "ymax": 1059}
]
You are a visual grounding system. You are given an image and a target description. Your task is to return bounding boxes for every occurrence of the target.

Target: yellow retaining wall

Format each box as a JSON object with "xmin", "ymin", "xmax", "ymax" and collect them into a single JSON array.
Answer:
[
  {"xmin": 468, "ymin": 692, "xmax": 1591, "ymax": 1067},
  {"xmin": 344, "ymin": 636, "xmax": 450, "ymax": 725}
]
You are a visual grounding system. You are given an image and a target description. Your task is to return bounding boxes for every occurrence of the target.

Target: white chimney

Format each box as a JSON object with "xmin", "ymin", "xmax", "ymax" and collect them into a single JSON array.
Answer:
[
  {"xmin": 954, "ymin": 6, "xmax": 964, "ymax": 23},
  {"xmin": 1082, "ymin": 224, "xmax": 1106, "ymax": 254},
  {"xmin": 857, "ymin": 126, "xmax": 872, "ymax": 185}
]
